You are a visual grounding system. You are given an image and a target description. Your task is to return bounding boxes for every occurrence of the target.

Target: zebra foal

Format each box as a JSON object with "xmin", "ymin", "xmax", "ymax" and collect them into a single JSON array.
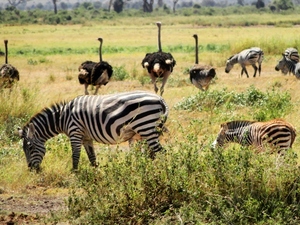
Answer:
[
  {"xmin": 212, "ymin": 119, "xmax": 296, "ymax": 153},
  {"xmin": 18, "ymin": 91, "xmax": 169, "ymax": 170},
  {"xmin": 225, "ymin": 47, "xmax": 264, "ymax": 78}
]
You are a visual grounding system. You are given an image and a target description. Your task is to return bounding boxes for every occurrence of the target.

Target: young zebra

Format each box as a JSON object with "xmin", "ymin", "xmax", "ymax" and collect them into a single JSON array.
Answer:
[
  {"xmin": 18, "ymin": 91, "xmax": 169, "ymax": 170},
  {"xmin": 275, "ymin": 54, "xmax": 300, "ymax": 79},
  {"xmin": 225, "ymin": 47, "xmax": 264, "ymax": 78},
  {"xmin": 212, "ymin": 119, "xmax": 296, "ymax": 153}
]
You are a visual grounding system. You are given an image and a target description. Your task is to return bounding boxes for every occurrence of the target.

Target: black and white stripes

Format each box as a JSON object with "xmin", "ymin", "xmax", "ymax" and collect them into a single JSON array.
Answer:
[
  {"xmin": 225, "ymin": 47, "xmax": 264, "ymax": 78},
  {"xmin": 212, "ymin": 119, "xmax": 296, "ymax": 153},
  {"xmin": 18, "ymin": 91, "xmax": 169, "ymax": 170}
]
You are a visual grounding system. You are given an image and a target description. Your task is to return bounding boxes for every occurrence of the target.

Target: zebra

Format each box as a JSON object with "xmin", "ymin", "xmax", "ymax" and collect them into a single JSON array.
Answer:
[
  {"xmin": 18, "ymin": 91, "xmax": 169, "ymax": 170},
  {"xmin": 275, "ymin": 53, "xmax": 300, "ymax": 79},
  {"xmin": 284, "ymin": 47, "xmax": 299, "ymax": 63},
  {"xmin": 212, "ymin": 119, "xmax": 296, "ymax": 153},
  {"xmin": 225, "ymin": 47, "xmax": 264, "ymax": 78}
]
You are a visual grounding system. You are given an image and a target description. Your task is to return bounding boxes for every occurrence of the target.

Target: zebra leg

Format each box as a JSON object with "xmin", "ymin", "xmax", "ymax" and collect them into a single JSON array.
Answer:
[
  {"xmin": 142, "ymin": 132, "xmax": 165, "ymax": 159},
  {"xmin": 241, "ymin": 66, "xmax": 249, "ymax": 78},
  {"xmin": 252, "ymin": 65, "xmax": 258, "ymax": 77},
  {"xmin": 70, "ymin": 136, "xmax": 84, "ymax": 170},
  {"xmin": 82, "ymin": 139, "xmax": 97, "ymax": 167},
  {"xmin": 258, "ymin": 63, "xmax": 262, "ymax": 76}
]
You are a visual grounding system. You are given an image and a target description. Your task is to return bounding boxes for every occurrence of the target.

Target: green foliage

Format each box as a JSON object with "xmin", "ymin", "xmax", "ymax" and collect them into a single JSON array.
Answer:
[
  {"xmin": 112, "ymin": 65, "xmax": 129, "ymax": 81},
  {"xmin": 174, "ymin": 85, "xmax": 292, "ymax": 121},
  {"xmin": 66, "ymin": 138, "xmax": 300, "ymax": 224}
]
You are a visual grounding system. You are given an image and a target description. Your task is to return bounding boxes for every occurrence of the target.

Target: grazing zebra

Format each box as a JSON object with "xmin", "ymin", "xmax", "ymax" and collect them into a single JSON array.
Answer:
[
  {"xmin": 225, "ymin": 47, "xmax": 264, "ymax": 78},
  {"xmin": 212, "ymin": 119, "xmax": 296, "ymax": 153},
  {"xmin": 284, "ymin": 47, "xmax": 299, "ymax": 63},
  {"xmin": 275, "ymin": 54, "xmax": 300, "ymax": 79},
  {"xmin": 18, "ymin": 91, "xmax": 169, "ymax": 170}
]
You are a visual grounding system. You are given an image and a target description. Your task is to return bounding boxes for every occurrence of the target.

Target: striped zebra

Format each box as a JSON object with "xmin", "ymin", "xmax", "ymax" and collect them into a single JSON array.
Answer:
[
  {"xmin": 225, "ymin": 47, "xmax": 264, "ymax": 78},
  {"xmin": 18, "ymin": 91, "xmax": 169, "ymax": 170},
  {"xmin": 284, "ymin": 47, "xmax": 299, "ymax": 63},
  {"xmin": 275, "ymin": 54, "xmax": 300, "ymax": 79},
  {"xmin": 212, "ymin": 119, "xmax": 296, "ymax": 153}
]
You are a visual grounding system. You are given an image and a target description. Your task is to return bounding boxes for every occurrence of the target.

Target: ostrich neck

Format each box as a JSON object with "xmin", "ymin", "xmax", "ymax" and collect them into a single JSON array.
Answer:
[
  {"xmin": 158, "ymin": 26, "xmax": 162, "ymax": 52},
  {"xmin": 4, "ymin": 40, "xmax": 8, "ymax": 64},
  {"xmin": 194, "ymin": 36, "xmax": 199, "ymax": 64},
  {"xmin": 99, "ymin": 40, "xmax": 103, "ymax": 62}
]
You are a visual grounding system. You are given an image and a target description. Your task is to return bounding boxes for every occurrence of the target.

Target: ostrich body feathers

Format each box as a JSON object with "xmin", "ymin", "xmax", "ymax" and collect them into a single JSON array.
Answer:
[{"xmin": 0, "ymin": 64, "xmax": 19, "ymax": 88}]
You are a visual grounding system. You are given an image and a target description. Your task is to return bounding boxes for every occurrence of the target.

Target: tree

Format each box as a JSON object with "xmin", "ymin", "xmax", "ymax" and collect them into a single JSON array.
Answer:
[
  {"xmin": 52, "ymin": 0, "xmax": 59, "ymax": 14},
  {"xmin": 113, "ymin": 0, "xmax": 124, "ymax": 13},
  {"xmin": 7, "ymin": 0, "xmax": 29, "ymax": 7},
  {"xmin": 256, "ymin": 0, "xmax": 265, "ymax": 8},
  {"xmin": 173, "ymin": 0, "xmax": 179, "ymax": 13},
  {"xmin": 273, "ymin": 0, "xmax": 294, "ymax": 10},
  {"xmin": 237, "ymin": 0, "xmax": 244, "ymax": 5},
  {"xmin": 158, "ymin": 0, "xmax": 163, "ymax": 7},
  {"xmin": 108, "ymin": 0, "xmax": 113, "ymax": 11},
  {"xmin": 143, "ymin": 0, "xmax": 154, "ymax": 12}
]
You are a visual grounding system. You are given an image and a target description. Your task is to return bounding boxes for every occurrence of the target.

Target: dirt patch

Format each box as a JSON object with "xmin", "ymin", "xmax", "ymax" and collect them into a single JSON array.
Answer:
[{"xmin": 0, "ymin": 187, "xmax": 68, "ymax": 225}]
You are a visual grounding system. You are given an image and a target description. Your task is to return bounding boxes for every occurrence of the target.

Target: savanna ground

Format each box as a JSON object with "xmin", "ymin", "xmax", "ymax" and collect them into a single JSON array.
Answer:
[{"xmin": 1, "ymin": 14, "xmax": 300, "ymax": 224}]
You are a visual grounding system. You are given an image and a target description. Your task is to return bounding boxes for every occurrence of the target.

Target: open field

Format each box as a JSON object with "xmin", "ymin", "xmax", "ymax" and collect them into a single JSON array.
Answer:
[{"xmin": 1, "ymin": 15, "xmax": 300, "ymax": 224}]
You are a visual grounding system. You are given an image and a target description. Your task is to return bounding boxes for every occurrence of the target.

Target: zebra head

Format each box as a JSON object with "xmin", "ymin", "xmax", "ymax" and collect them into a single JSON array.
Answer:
[
  {"xmin": 275, "ymin": 54, "xmax": 290, "ymax": 75},
  {"xmin": 18, "ymin": 123, "xmax": 45, "ymax": 171},
  {"xmin": 225, "ymin": 55, "xmax": 235, "ymax": 73},
  {"xmin": 211, "ymin": 123, "xmax": 228, "ymax": 149}
]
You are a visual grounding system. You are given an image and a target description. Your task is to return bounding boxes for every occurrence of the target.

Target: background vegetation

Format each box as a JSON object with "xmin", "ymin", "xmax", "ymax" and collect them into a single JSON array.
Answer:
[{"xmin": 1, "ymin": 9, "xmax": 300, "ymax": 224}]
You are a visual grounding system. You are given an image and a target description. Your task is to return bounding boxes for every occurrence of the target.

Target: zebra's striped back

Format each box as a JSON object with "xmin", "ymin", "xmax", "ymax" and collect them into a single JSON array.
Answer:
[
  {"xmin": 18, "ymin": 91, "xmax": 169, "ymax": 170},
  {"xmin": 225, "ymin": 47, "xmax": 264, "ymax": 77},
  {"xmin": 212, "ymin": 119, "xmax": 296, "ymax": 153}
]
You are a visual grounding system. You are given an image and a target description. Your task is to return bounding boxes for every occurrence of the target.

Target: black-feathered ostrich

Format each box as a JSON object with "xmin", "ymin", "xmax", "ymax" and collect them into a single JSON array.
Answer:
[
  {"xmin": 141, "ymin": 22, "xmax": 176, "ymax": 96},
  {"xmin": 0, "ymin": 40, "xmax": 19, "ymax": 89},
  {"xmin": 78, "ymin": 37, "xmax": 113, "ymax": 95},
  {"xmin": 189, "ymin": 34, "xmax": 216, "ymax": 91}
]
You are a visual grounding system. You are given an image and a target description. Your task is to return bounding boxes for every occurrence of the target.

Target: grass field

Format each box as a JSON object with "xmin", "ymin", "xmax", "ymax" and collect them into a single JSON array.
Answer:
[{"xmin": 1, "ymin": 15, "xmax": 300, "ymax": 224}]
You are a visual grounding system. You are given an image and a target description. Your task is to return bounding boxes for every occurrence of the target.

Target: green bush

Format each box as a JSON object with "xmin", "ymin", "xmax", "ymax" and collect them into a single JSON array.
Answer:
[
  {"xmin": 66, "ymin": 137, "xmax": 300, "ymax": 224},
  {"xmin": 174, "ymin": 85, "xmax": 292, "ymax": 121}
]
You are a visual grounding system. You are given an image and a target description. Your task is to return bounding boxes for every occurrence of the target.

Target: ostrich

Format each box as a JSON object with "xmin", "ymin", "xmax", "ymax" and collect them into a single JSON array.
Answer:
[
  {"xmin": 141, "ymin": 22, "xmax": 176, "ymax": 96},
  {"xmin": 189, "ymin": 34, "xmax": 216, "ymax": 91},
  {"xmin": 0, "ymin": 40, "xmax": 19, "ymax": 89},
  {"xmin": 78, "ymin": 37, "xmax": 113, "ymax": 95}
]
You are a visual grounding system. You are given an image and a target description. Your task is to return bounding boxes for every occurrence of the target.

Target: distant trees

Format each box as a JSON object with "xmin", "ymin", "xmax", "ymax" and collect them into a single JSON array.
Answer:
[
  {"xmin": 143, "ymin": 0, "xmax": 154, "ymax": 12},
  {"xmin": 273, "ymin": 0, "xmax": 294, "ymax": 10},
  {"xmin": 256, "ymin": 0, "xmax": 265, "ymax": 8},
  {"xmin": 7, "ymin": 0, "xmax": 28, "ymax": 7},
  {"xmin": 52, "ymin": 0, "xmax": 59, "ymax": 14},
  {"xmin": 114, "ymin": 0, "xmax": 124, "ymax": 13}
]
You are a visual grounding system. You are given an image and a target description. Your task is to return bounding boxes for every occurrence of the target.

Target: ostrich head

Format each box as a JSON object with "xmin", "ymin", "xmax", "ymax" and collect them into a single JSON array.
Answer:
[
  {"xmin": 156, "ymin": 21, "xmax": 162, "ymax": 52},
  {"xmin": 193, "ymin": 34, "xmax": 199, "ymax": 64},
  {"xmin": 98, "ymin": 37, "xmax": 103, "ymax": 62}
]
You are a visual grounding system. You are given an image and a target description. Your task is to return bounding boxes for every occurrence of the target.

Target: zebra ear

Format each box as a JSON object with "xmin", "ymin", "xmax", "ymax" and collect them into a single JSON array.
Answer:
[{"xmin": 28, "ymin": 123, "xmax": 35, "ymax": 139}]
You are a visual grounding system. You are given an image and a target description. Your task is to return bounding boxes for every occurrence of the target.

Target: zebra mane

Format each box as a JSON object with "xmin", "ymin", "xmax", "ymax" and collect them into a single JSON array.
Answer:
[
  {"xmin": 25, "ymin": 101, "xmax": 67, "ymax": 127},
  {"xmin": 224, "ymin": 120, "xmax": 255, "ymax": 130}
]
